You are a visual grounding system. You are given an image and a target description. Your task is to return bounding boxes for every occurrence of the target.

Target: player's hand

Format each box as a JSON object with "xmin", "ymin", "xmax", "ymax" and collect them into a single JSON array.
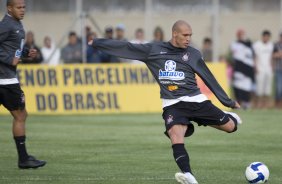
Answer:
[
  {"xmin": 88, "ymin": 39, "xmax": 93, "ymax": 45},
  {"xmin": 12, "ymin": 57, "xmax": 21, "ymax": 66},
  {"xmin": 28, "ymin": 49, "xmax": 37, "ymax": 58},
  {"xmin": 233, "ymin": 101, "xmax": 241, "ymax": 109}
]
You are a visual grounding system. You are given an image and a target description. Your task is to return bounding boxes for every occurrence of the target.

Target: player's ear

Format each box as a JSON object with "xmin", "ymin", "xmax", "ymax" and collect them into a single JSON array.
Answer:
[
  {"xmin": 172, "ymin": 30, "xmax": 178, "ymax": 38},
  {"xmin": 7, "ymin": 5, "xmax": 12, "ymax": 13}
]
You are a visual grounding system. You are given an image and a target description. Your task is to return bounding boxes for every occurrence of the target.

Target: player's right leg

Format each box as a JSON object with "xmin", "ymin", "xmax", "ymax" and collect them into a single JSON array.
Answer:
[
  {"xmin": 10, "ymin": 109, "xmax": 46, "ymax": 169},
  {"xmin": 162, "ymin": 102, "xmax": 198, "ymax": 184},
  {"xmin": 1, "ymin": 84, "xmax": 46, "ymax": 169},
  {"xmin": 168, "ymin": 125, "xmax": 199, "ymax": 184}
]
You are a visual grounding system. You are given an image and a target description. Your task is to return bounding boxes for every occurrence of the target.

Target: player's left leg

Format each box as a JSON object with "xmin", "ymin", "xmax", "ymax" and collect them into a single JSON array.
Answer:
[
  {"xmin": 210, "ymin": 111, "xmax": 242, "ymax": 133},
  {"xmin": 191, "ymin": 101, "xmax": 242, "ymax": 133}
]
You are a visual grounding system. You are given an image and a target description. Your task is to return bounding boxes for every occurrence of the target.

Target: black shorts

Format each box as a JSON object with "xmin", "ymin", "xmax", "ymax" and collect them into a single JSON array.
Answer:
[
  {"xmin": 162, "ymin": 100, "xmax": 230, "ymax": 137},
  {"xmin": 0, "ymin": 84, "xmax": 25, "ymax": 111}
]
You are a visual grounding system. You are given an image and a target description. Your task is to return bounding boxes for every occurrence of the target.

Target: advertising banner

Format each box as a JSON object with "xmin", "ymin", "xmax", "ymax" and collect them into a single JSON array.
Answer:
[{"xmin": 0, "ymin": 63, "xmax": 229, "ymax": 115}]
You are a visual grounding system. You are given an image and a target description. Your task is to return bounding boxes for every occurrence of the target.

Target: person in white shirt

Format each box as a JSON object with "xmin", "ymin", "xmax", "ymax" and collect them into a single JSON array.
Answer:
[
  {"xmin": 253, "ymin": 30, "xmax": 274, "ymax": 108},
  {"xmin": 41, "ymin": 36, "xmax": 60, "ymax": 65},
  {"xmin": 129, "ymin": 28, "xmax": 149, "ymax": 64}
]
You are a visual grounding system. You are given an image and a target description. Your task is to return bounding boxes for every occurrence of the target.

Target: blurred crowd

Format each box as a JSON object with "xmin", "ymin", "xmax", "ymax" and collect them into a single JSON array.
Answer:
[
  {"xmin": 20, "ymin": 25, "xmax": 282, "ymax": 109},
  {"xmin": 22, "ymin": 24, "xmax": 165, "ymax": 65},
  {"xmin": 203, "ymin": 29, "xmax": 282, "ymax": 110}
]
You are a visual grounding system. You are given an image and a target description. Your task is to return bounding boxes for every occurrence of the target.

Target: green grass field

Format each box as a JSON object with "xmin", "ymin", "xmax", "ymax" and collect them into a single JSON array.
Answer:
[{"xmin": 0, "ymin": 110, "xmax": 282, "ymax": 184}]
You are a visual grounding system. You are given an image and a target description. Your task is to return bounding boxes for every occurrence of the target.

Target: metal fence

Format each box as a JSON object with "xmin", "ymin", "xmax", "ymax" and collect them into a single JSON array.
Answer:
[
  {"xmin": 1, "ymin": 0, "xmax": 280, "ymax": 12},
  {"xmin": 1, "ymin": 0, "xmax": 281, "ymax": 62}
]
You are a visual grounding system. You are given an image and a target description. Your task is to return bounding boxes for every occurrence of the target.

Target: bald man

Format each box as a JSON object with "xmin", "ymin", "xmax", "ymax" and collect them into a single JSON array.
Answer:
[
  {"xmin": 89, "ymin": 20, "xmax": 241, "ymax": 184},
  {"xmin": 0, "ymin": 0, "xmax": 46, "ymax": 169}
]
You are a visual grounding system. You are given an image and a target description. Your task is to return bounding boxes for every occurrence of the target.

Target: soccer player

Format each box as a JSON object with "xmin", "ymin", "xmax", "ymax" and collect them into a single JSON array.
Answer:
[
  {"xmin": 0, "ymin": 0, "xmax": 46, "ymax": 169},
  {"xmin": 89, "ymin": 20, "xmax": 241, "ymax": 184},
  {"xmin": 253, "ymin": 30, "xmax": 274, "ymax": 109}
]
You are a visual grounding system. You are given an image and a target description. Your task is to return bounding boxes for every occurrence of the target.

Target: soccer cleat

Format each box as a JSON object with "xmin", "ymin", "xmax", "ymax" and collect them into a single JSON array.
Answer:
[
  {"xmin": 18, "ymin": 155, "xmax": 46, "ymax": 169},
  {"xmin": 175, "ymin": 172, "xmax": 199, "ymax": 184},
  {"xmin": 223, "ymin": 111, "xmax": 242, "ymax": 124}
]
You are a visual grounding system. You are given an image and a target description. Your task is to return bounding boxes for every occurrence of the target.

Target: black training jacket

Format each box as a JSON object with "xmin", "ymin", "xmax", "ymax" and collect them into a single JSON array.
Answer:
[
  {"xmin": 0, "ymin": 14, "xmax": 28, "ymax": 83},
  {"xmin": 93, "ymin": 39, "xmax": 235, "ymax": 108}
]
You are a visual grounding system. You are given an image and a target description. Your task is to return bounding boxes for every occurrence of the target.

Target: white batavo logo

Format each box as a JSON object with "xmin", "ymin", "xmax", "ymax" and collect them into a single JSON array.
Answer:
[
  {"xmin": 15, "ymin": 39, "xmax": 25, "ymax": 58},
  {"xmin": 159, "ymin": 60, "xmax": 185, "ymax": 81}
]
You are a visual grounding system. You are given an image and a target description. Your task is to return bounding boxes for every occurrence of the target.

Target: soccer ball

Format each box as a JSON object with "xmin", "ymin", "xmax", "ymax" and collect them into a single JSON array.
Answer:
[{"xmin": 245, "ymin": 162, "xmax": 269, "ymax": 183}]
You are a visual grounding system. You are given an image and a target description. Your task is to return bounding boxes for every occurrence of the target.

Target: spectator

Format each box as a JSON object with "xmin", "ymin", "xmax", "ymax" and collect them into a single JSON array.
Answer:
[
  {"xmin": 131, "ymin": 28, "xmax": 148, "ymax": 44},
  {"xmin": 253, "ymin": 30, "xmax": 274, "ymax": 109},
  {"xmin": 99, "ymin": 26, "xmax": 120, "ymax": 63},
  {"xmin": 21, "ymin": 31, "xmax": 43, "ymax": 64},
  {"xmin": 85, "ymin": 26, "xmax": 92, "ymax": 37},
  {"xmin": 61, "ymin": 31, "xmax": 82, "ymax": 63},
  {"xmin": 86, "ymin": 32, "xmax": 101, "ymax": 63},
  {"xmin": 152, "ymin": 26, "xmax": 164, "ymax": 42},
  {"xmin": 114, "ymin": 24, "xmax": 128, "ymax": 62},
  {"xmin": 272, "ymin": 33, "xmax": 282, "ymax": 108},
  {"xmin": 115, "ymin": 24, "xmax": 127, "ymax": 41},
  {"xmin": 230, "ymin": 29, "xmax": 255, "ymax": 109},
  {"xmin": 129, "ymin": 28, "xmax": 149, "ymax": 64},
  {"xmin": 105, "ymin": 26, "xmax": 113, "ymax": 39},
  {"xmin": 41, "ymin": 36, "xmax": 60, "ymax": 65},
  {"xmin": 202, "ymin": 37, "xmax": 213, "ymax": 62}
]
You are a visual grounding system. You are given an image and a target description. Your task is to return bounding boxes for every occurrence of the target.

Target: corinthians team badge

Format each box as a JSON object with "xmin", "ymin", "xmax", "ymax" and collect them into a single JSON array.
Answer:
[{"xmin": 182, "ymin": 52, "xmax": 190, "ymax": 61}]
